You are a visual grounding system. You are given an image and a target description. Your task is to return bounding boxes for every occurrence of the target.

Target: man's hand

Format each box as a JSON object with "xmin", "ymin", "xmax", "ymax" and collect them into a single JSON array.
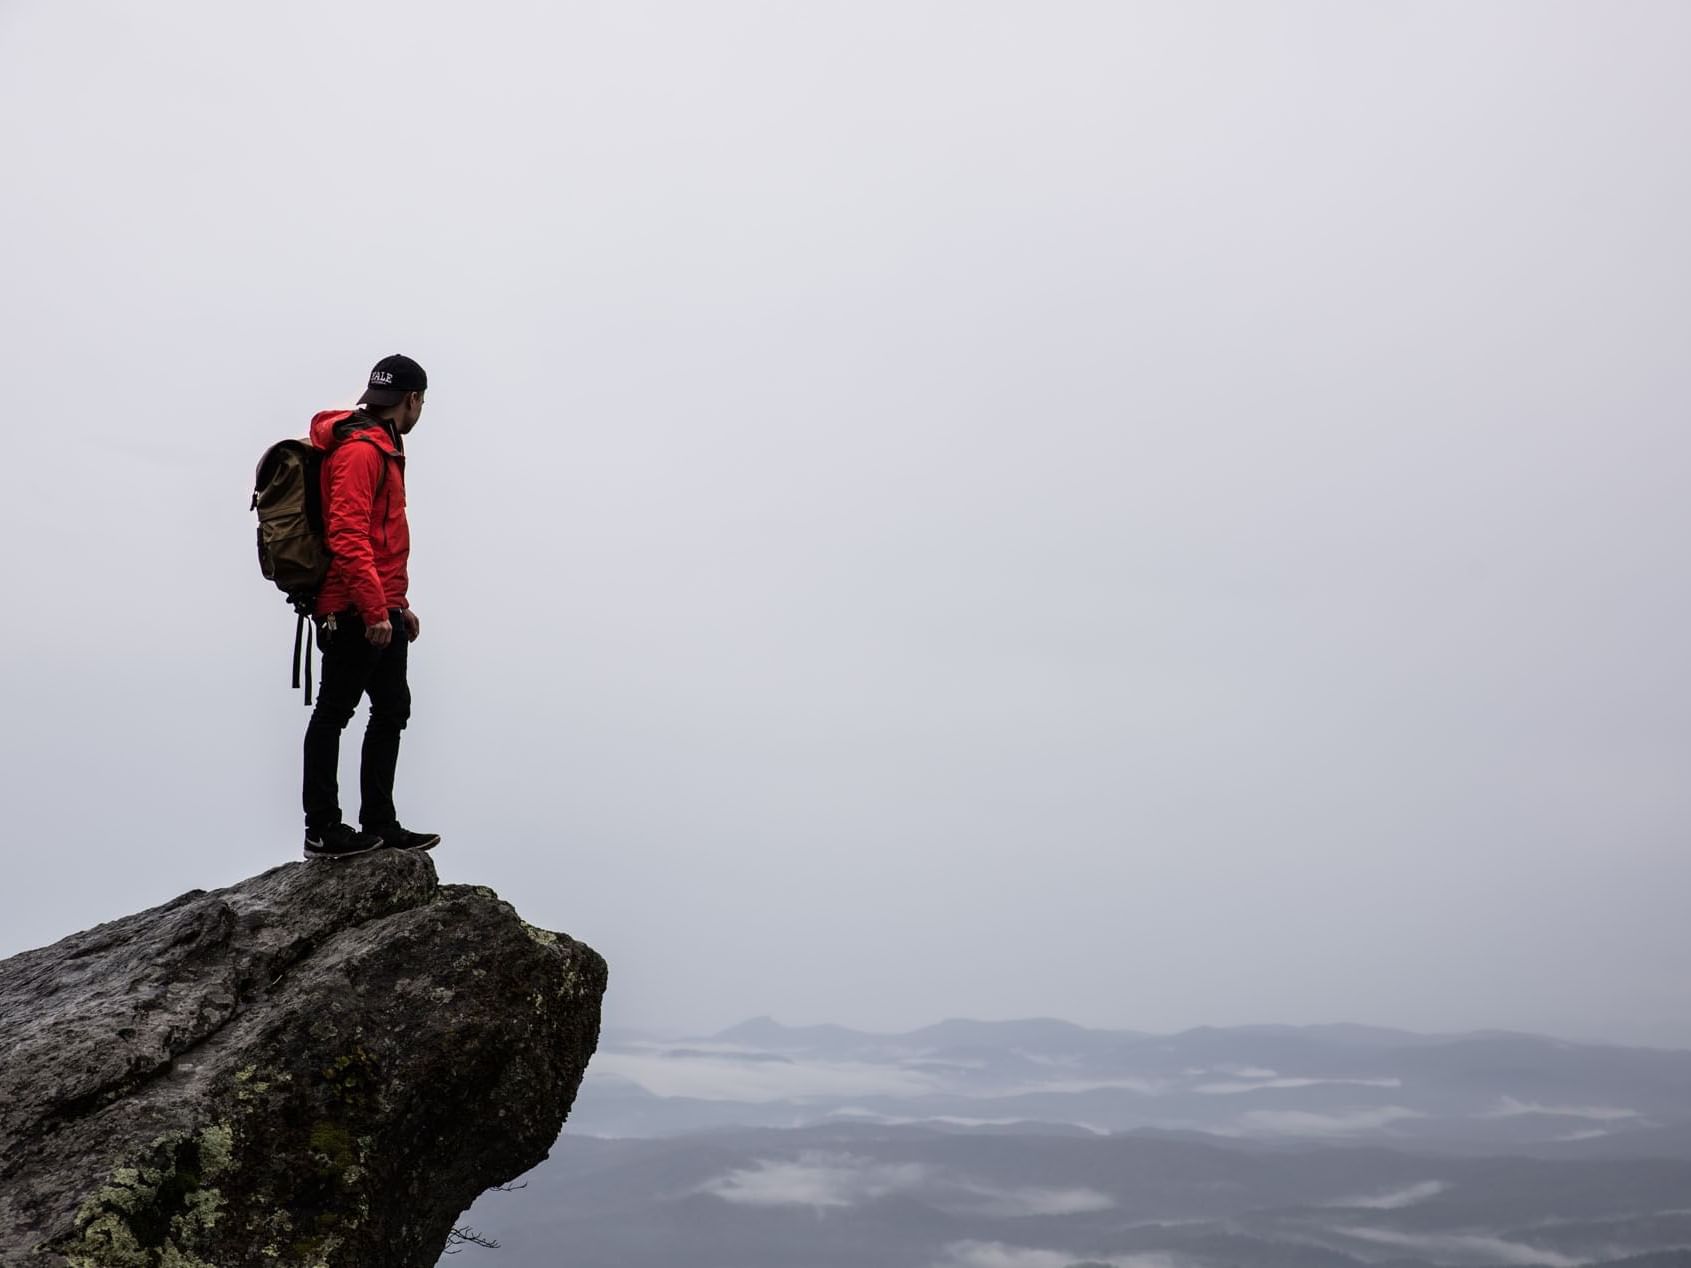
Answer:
[
  {"xmin": 366, "ymin": 618, "xmax": 394, "ymax": 648},
  {"xmin": 403, "ymin": 610, "xmax": 421, "ymax": 643}
]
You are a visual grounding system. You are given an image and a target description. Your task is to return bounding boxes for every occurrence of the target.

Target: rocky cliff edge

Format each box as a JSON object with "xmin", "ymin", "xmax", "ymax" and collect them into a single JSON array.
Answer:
[{"xmin": 0, "ymin": 850, "xmax": 607, "ymax": 1267}]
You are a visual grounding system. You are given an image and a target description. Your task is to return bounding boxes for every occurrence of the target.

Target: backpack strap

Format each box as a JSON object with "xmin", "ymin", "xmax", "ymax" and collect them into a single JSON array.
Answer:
[
  {"xmin": 292, "ymin": 612, "xmax": 315, "ymax": 706},
  {"xmin": 331, "ymin": 433, "xmax": 391, "ymax": 499},
  {"xmin": 368, "ymin": 438, "xmax": 389, "ymax": 498},
  {"xmin": 331, "ymin": 418, "xmax": 398, "ymax": 496}
]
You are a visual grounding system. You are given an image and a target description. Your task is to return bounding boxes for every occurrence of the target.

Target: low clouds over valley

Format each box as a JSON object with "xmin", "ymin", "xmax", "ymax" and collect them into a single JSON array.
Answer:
[{"xmin": 450, "ymin": 1018, "xmax": 1691, "ymax": 1267}]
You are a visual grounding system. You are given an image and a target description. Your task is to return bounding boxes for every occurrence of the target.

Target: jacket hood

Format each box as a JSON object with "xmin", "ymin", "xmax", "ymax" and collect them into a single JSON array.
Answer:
[{"xmin": 310, "ymin": 408, "xmax": 402, "ymax": 457}]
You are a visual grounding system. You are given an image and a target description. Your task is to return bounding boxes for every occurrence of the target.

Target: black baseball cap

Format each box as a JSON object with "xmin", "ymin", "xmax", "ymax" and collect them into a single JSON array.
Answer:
[{"xmin": 358, "ymin": 353, "xmax": 428, "ymax": 407}]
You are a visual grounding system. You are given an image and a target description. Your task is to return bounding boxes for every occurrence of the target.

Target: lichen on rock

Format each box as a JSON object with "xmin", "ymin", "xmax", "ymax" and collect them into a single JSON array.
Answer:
[{"xmin": 60, "ymin": 1123, "xmax": 233, "ymax": 1268}]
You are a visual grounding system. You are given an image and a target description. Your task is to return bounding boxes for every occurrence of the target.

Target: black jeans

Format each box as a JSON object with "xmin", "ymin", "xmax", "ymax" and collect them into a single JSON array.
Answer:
[{"xmin": 302, "ymin": 608, "xmax": 411, "ymax": 832}]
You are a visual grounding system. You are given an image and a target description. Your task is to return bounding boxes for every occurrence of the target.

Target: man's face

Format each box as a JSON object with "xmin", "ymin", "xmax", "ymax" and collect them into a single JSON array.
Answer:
[{"xmin": 399, "ymin": 391, "xmax": 425, "ymax": 434}]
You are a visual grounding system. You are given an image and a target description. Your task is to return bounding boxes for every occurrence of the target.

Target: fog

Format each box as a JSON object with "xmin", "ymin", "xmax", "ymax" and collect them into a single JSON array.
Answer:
[{"xmin": 2, "ymin": 2, "xmax": 1689, "ymax": 1044}]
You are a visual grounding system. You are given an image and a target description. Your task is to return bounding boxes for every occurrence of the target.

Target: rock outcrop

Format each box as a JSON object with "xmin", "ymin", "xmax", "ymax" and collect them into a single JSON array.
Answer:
[{"xmin": 0, "ymin": 851, "xmax": 607, "ymax": 1267}]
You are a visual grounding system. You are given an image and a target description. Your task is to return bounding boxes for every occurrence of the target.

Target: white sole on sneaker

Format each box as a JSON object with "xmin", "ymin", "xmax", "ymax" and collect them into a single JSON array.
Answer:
[
  {"xmin": 372, "ymin": 832, "xmax": 441, "ymax": 852},
  {"xmin": 303, "ymin": 839, "xmax": 383, "ymax": 860}
]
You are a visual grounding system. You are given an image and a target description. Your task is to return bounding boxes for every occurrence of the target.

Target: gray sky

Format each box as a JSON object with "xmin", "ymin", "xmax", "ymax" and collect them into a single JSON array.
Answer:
[{"xmin": 3, "ymin": 1, "xmax": 1689, "ymax": 1046}]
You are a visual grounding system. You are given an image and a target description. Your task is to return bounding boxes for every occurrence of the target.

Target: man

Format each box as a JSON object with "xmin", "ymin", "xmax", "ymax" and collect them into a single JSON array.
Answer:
[{"xmin": 301, "ymin": 354, "xmax": 441, "ymax": 859}]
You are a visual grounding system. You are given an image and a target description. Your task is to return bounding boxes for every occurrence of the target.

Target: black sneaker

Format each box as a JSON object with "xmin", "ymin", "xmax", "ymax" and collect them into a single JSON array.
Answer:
[
  {"xmin": 366, "ymin": 823, "xmax": 441, "ymax": 852},
  {"xmin": 304, "ymin": 823, "xmax": 384, "ymax": 860}
]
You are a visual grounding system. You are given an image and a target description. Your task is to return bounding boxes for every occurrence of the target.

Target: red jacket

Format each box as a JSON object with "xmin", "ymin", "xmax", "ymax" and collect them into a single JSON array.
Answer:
[{"xmin": 309, "ymin": 409, "xmax": 409, "ymax": 623}]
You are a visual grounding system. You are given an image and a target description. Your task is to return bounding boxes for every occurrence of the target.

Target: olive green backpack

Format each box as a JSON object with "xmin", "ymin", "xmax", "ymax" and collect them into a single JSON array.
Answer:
[{"xmin": 251, "ymin": 437, "xmax": 383, "ymax": 703}]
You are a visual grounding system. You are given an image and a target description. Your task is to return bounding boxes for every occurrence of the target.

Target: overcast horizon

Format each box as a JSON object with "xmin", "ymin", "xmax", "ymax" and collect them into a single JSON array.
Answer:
[{"xmin": 3, "ymin": 2, "xmax": 1690, "ymax": 1049}]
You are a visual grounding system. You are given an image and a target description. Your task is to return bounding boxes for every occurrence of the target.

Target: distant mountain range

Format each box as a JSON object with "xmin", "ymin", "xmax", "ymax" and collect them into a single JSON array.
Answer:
[{"xmin": 444, "ymin": 1019, "xmax": 1691, "ymax": 1268}]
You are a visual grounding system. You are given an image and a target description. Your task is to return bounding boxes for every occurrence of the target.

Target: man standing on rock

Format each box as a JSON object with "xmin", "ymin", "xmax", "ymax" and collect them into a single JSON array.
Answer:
[{"xmin": 301, "ymin": 354, "xmax": 442, "ymax": 860}]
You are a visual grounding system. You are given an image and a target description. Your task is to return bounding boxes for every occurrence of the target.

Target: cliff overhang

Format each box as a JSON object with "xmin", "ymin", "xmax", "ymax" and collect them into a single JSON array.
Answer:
[{"xmin": 0, "ymin": 851, "xmax": 607, "ymax": 1267}]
